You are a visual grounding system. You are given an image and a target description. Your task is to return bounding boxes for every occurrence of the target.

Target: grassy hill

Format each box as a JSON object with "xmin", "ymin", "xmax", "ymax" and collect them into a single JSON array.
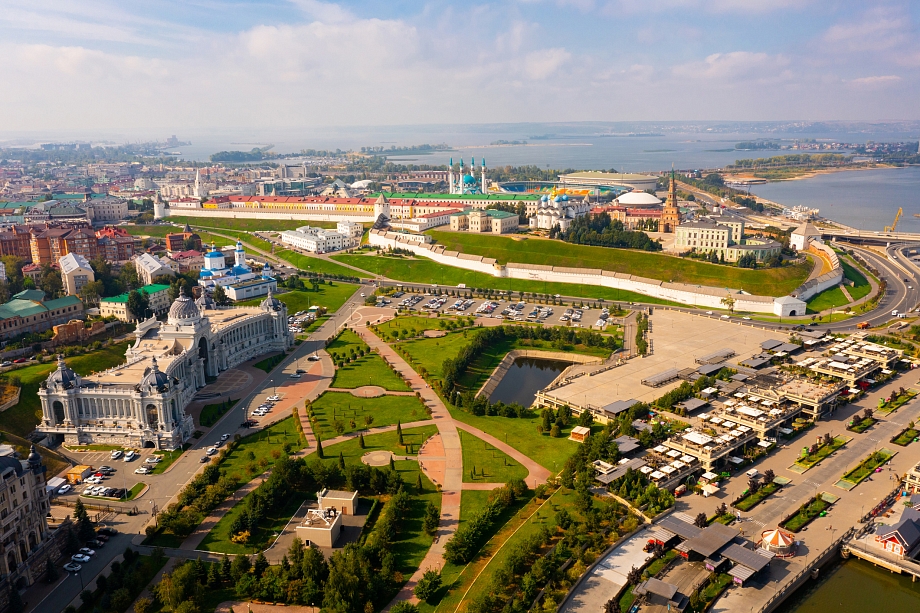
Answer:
[{"xmin": 428, "ymin": 231, "xmax": 810, "ymax": 296}]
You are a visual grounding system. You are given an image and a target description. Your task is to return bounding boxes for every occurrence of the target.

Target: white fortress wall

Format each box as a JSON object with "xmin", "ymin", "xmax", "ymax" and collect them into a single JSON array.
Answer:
[
  {"xmin": 791, "ymin": 241, "xmax": 845, "ymax": 302},
  {"xmin": 368, "ymin": 229, "xmax": 779, "ymax": 313},
  {"xmin": 165, "ymin": 208, "xmax": 377, "ymax": 223}
]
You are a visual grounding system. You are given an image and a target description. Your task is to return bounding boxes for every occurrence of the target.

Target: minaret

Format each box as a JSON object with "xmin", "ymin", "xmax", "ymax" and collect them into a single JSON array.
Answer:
[
  {"xmin": 194, "ymin": 169, "xmax": 201, "ymax": 198},
  {"xmin": 458, "ymin": 158, "xmax": 464, "ymax": 194},
  {"xmin": 448, "ymin": 158, "xmax": 455, "ymax": 194},
  {"xmin": 481, "ymin": 158, "xmax": 487, "ymax": 193}
]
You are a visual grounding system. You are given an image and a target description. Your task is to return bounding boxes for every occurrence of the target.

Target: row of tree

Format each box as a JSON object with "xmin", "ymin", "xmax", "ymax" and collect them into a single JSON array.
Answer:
[
  {"xmin": 444, "ymin": 480, "xmax": 528, "ymax": 564},
  {"xmin": 551, "ymin": 214, "xmax": 662, "ymax": 252}
]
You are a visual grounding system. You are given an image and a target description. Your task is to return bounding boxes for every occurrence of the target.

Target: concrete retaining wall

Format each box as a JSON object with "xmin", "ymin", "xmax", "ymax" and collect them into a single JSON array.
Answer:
[
  {"xmin": 793, "ymin": 241, "xmax": 845, "ymax": 301},
  {"xmin": 0, "ymin": 387, "xmax": 21, "ymax": 413},
  {"xmin": 476, "ymin": 349, "xmax": 603, "ymax": 399},
  {"xmin": 369, "ymin": 229, "xmax": 782, "ymax": 313},
  {"xmin": 166, "ymin": 208, "xmax": 376, "ymax": 223}
]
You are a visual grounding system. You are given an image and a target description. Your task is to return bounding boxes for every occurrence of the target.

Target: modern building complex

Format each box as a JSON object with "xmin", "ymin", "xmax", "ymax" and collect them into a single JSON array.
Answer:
[
  {"xmin": 450, "ymin": 209, "xmax": 520, "ymax": 234},
  {"xmin": 557, "ymin": 171, "xmax": 659, "ymax": 192},
  {"xmin": 99, "ymin": 283, "xmax": 172, "ymax": 321},
  {"xmin": 37, "ymin": 289, "xmax": 294, "ymax": 449},
  {"xmin": 280, "ymin": 226, "xmax": 354, "ymax": 253},
  {"xmin": 0, "ymin": 290, "xmax": 84, "ymax": 341},
  {"xmin": 58, "ymin": 252, "xmax": 94, "ymax": 296}
]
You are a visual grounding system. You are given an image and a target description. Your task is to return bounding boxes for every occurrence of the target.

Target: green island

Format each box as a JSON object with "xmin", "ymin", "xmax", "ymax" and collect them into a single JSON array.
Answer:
[
  {"xmin": 309, "ymin": 391, "xmax": 430, "ymax": 439},
  {"xmin": 841, "ymin": 449, "xmax": 895, "ymax": 485},
  {"xmin": 459, "ymin": 428, "xmax": 529, "ymax": 483},
  {"xmin": 892, "ymin": 426, "xmax": 920, "ymax": 446},
  {"xmin": 794, "ymin": 435, "xmax": 849, "ymax": 470},
  {"xmin": 327, "ymin": 329, "xmax": 410, "ymax": 391},
  {"xmin": 733, "ymin": 481, "xmax": 782, "ymax": 512},
  {"xmin": 782, "ymin": 495, "xmax": 833, "ymax": 532}
]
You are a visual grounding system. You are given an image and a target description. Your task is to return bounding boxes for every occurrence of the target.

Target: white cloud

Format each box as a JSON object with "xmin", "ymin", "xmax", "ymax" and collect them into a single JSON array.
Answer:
[
  {"xmin": 522, "ymin": 48, "xmax": 572, "ymax": 79},
  {"xmin": 848, "ymin": 75, "xmax": 902, "ymax": 87},
  {"xmin": 672, "ymin": 51, "xmax": 790, "ymax": 82}
]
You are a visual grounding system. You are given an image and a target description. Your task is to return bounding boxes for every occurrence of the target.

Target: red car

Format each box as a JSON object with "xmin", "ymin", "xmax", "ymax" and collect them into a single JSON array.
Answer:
[
  {"xmin": 93, "ymin": 472, "xmax": 105, "ymax": 478},
  {"xmin": 12, "ymin": 358, "xmax": 27, "ymax": 364}
]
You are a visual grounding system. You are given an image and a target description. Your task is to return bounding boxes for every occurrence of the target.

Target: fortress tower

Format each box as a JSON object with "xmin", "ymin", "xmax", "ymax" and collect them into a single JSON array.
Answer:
[{"xmin": 661, "ymin": 166, "xmax": 681, "ymax": 233}]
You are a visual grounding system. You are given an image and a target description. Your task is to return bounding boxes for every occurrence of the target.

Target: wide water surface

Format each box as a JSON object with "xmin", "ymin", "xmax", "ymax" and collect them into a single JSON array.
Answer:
[
  {"xmin": 488, "ymin": 357, "xmax": 568, "ymax": 406},
  {"xmin": 774, "ymin": 558, "xmax": 920, "ymax": 613},
  {"xmin": 749, "ymin": 166, "xmax": 920, "ymax": 232}
]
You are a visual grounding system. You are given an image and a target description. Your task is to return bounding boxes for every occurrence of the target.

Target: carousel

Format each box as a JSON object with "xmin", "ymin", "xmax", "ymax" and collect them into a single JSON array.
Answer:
[{"xmin": 760, "ymin": 527, "xmax": 797, "ymax": 557}]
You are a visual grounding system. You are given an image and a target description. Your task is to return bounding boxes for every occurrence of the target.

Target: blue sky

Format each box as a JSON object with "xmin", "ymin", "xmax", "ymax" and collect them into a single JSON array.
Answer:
[{"xmin": 1, "ymin": 0, "xmax": 918, "ymax": 132}]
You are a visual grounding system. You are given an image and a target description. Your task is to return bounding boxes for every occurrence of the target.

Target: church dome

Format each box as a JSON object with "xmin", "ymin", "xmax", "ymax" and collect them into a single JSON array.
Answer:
[
  {"xmin": 27, "ymin": 444, "xmax": 42, "ymax": 469},
  {"xmin": 48, "ymin": 355, "xmax": 77, "ymax": 389},
  {"xmin": 168, "ymin": 288, "xmax": 201, "ymax": 324}
]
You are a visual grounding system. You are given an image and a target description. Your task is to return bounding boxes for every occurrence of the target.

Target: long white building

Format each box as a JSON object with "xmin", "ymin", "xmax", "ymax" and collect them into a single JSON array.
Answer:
[
  {"xmin": 36, "ymin": 289, "xmax": 293, "ymax": 449},
  {"xmin": 280, "ymin": 226, "xmax": 353, "ymax": 253}
]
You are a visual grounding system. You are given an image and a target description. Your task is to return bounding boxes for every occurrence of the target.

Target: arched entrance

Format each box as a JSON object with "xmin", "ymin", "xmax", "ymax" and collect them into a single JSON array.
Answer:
[
  {"xmin": 789, "ymin": 310, "xmax": 797, "ymax": 316},
  {"xmin": 52, "ymin": 401, "xmax": 65, "ymax": 424},
  {"xmin": 198, "ymin": 338, "xmax": 210, "ymax": 377},
  {"xmin": 144, "ymin": 440, "xmax": 156, "ymax": 448},
  {"xmin": 146, "ymin": 404, "xmax": 159, "ymax": 430}
]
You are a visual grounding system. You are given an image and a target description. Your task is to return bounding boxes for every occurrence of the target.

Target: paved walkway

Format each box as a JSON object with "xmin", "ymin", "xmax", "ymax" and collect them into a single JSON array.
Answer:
[{"xmin": 352, "ymin": 317, "xmax": 464, "ymax": 607}]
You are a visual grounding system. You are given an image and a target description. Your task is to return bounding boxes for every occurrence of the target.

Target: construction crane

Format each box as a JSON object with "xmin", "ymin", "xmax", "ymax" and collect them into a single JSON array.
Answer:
[{"xmin": 885, "ymin": 207, "xmax": 903, "ymax": 232}]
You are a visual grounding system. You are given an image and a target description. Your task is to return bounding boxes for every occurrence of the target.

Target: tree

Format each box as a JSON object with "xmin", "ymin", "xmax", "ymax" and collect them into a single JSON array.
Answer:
[
  {"xmin": 720, "ymin": 294, "xmax": 735, "ymax": 314},
  {"xmin": 414, "ymin": 569, "xmax": 442, "ymax": 601},
  {"xmin": 254, "ymin": 551, "xmax": 269, "ymax": 577},
  {"xmin": 358, "ymin": 433, "xmax": 365, "ymax": 449},
  {"xmin": 694, "ymin": 512, "xmax": 708, "ymax": 528},
  {"xmin": 715, "ymin": 502, "xmax": 728, "ymax": 517},
  {"xmin": 416, "ymin": 473, "xmax": 423, "ymax": 493},
  {"xmin": 79, "ymin": 280, "xmax": 104, "ymax": 306},
  {"xmin": 74, "ymin": 499, "xmax": 95, "ymax": 541},
  {"xmin": 626, "ymin": 565, "xmax": 642, "ymax": 585},
  {"xmin": 391, "ymin": 603, "xmax": 419, "ymax": 613},
  {"xmin": 603, "ymin": 596, "xmax": 621, "ymax": 613},
  {"xmin": 423, "ymin": 501, "xmax": 439, "ymax": 535},
  {"xmin": 763, "ymin": 469, "xmax": 775, "ymax": 484},
  {"xmin": 338, "ymin": 451, "xmax": 346, "ymax": 470},
  {"xmin": 748, "ymin": 477, "xmax": 761, "ymax": 494},
  {"xmin": 134, "ymin": 597, "xmax": 152, "ymax": 613},
  {"xmin": 126, "ymin": 289, "xmax": 150, "ymax": 321},
  {"xmin": 212, "ymin": 284, "xmax": 231, "ymax": 306},
  {"xmin": 45, "ymin": 558, "xmax": 58, "ymax": 583},
  {"xmin": 316, "ymin": 435, "xmax": 324, "ymax": 459},
  {"xmin": 119, "ymin": 262, "xmax": 140, "ymax": 291},
  {"xmin": 396, "ymin": 420, "xmax": 403, "ymax": 445}
]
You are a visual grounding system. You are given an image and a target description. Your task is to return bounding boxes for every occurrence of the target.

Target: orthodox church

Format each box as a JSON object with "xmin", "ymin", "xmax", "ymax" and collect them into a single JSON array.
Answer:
[
  {"xmin": 528, "ymin": 194, "xmax": 592, "ymax": 231},
  {"xmin": 448, "ymin": 158, "xmax": 488, "ymax": 195},
  {"xmin": 198, "ymin": 240, "xmax": 259, "ymax": 289}
]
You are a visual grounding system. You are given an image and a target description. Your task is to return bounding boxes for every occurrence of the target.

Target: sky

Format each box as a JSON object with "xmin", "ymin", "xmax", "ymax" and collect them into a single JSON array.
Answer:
[{"xmin": 1, "ymin": 0, "xmax": 919, "ymax": 133}]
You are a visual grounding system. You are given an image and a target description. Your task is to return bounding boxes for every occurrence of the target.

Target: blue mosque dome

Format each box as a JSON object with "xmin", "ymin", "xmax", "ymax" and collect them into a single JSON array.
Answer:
[{"xmin": 463, "ymin": 174, "xmax": 476, "ymax": 185}]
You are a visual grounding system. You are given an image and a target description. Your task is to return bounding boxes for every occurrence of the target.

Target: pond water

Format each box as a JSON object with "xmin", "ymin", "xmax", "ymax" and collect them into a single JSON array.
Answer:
[
  {"xmin": 773, "ymin": 558, "xmax": 920, "ymax": 613},
  {"xmin": 488, "ymin": 357, "xmax": 569, "ymax": 406}
]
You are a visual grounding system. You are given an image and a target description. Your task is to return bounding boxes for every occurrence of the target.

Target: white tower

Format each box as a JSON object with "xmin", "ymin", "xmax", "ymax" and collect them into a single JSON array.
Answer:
[
  {"xmin": 448, "ymin": 158, "xmax": 455, "ymax": 194},
  {"xmin": 193, "ymin": 169, "xmax": 202, "ymax": 198},
  {"xmin": 234, "ymin": 241, "xmax": 246, "ymax": 268},
  {"xmin": 153, "ymin": 194, "xmax": 167, "ymax": 220},
  {"xmin": 481, "ymin": 158, "xmax": 487, "ymax": 194},
  {"xmin": 374, "ymin": 194, "xmax": 390, "ymax": 220}
]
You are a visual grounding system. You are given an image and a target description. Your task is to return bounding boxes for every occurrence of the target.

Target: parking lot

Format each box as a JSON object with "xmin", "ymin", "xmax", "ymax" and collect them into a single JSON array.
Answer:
[{"xmin": 395, "ymin": 292, "xmax": 618, "ymax": 330}]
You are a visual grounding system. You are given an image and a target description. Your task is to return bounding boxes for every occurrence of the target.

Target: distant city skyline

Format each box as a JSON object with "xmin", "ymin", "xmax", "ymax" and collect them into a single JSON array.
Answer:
[{"xmin": 1, "ymin": 0, "xmax": 918, "ymax": 132}]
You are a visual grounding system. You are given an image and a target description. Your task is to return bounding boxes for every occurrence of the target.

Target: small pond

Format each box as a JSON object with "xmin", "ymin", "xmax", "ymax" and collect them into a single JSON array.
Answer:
[{"xmin": 488, "ymin": 357, "xmax": 569, "ymax": 406}]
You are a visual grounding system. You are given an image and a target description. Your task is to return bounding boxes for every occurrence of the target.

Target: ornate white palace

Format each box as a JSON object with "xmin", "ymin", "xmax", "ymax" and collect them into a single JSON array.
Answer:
[{"xmin": 37, "ymin": 289, "xmax": 293, "ymax": 449}]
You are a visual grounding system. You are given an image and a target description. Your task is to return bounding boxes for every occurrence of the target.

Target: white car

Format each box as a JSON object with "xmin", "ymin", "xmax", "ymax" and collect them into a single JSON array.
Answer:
[
  {"xmin": 85, "ymin": 477, "xmax": 103, "ymax": 485},
  {"xmin": 267, "ymin": 395, "xmax": 280, "ymax": 402},
  {"xmin": 57, "ymin": 484, "xmax": 71, "ymax": 495},
  {"xmin": 289, "ymin": 373, "xmax": 302, "ymax": 379},
  {"xmin": 144, "ymin": 457, "xmax": 162, "ymax": 464},
  {"xmin": 79, "ymin": 547, "xmax": 95, "ymax": 557},
  {"xmin": 123, "ymin": 450, "xmax": 138, "ymax": 461},
  {"xmin": 742, "ymin": 316, "xmax": 751, "ymax": 320},
  {"xmin": 721, "ymin": 315, "xmax": 730, "ymax": 319},
  {"xmin": 134, "ymin": 467, "xmax": 151, "ymax": 475},
  {"xmin": 705, "ymin": 311, "xmax": 713, "ymax": 315},
  {"xmin": 220, "ymin": 434, "xmax": 231, "ymax": 441},
  {"xmin": 110, "ymin": 450, "xmax": 123, "ymax": 460},
  {"xmin": 206, "ymin": 447, "xmax": 218, "ymax": 456},
  {"xmin": 72, "ymin": 554, "xmax": 91, "ymax": 563}
]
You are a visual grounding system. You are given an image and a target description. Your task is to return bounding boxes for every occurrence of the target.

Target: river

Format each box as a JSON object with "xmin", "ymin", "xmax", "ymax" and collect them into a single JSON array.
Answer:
[{"xmin": 774, "ymin": 558, "xmax": 920, "ymax": 613}]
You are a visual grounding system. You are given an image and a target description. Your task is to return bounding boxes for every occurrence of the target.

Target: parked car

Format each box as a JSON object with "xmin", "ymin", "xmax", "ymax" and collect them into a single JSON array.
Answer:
[
  {"xmin": 267, "ymin": 395, "xmax": 280, "ymax": 401},
  {"xmin": 57, "ymin": 484, "xmax": 71, "ymax": 495},
  {"xmin": 63, "ymin": 563, "xmax": 82, "ymax": 572},
  {"xmin": 72, "ymin": 554, "xmax": 91, "ymax": 563},
  {"xmin": 0, "ymin": 361, "xmax": 11, "ymax": 367},
  {"xmin": 289, "ymin": 373, "xmax": 302, "ymax": 379},
  {"xmin": 123, "ymin": 451, "xmax": 137, "ymax": 461},
  {"xmin": 307, "ymin": 354, "xmax": 320, "ymax": 361},
  {"xmin": 134, "ymin": 467, "xmax": 151, "ymax": 475},
  {"xmin": 94, "ymin": 534, "xmax": 109, "ymax": 542},
  {"xmin": 97, "ymin": 527, "xmax": 118, "ymax": 536},
  {"xmin": 144, "ymin": 456, "xmax": 161, "ymax": 464},
  {"xmin": 295, "ymin": 369, "xmax": 306, "ymax": 374},
  {"xmin": 12, "ymin": 358, "xmax": 27, "ymax": 364},
  {"xmin": 110, "ymin": 450, "xmax": 123, "ymax": 460},
  {"xmin": 99, "ymin": 466, "xmax": 114, "ymax": 473},
  {"xmin": 79, "ymin": 547, "xmax": 95, "ymax": 557},
  {"xmin": 87, "ymin": 539, "xmax": 104, "ymax": 548},
  {"xmin": 220, "ymin": 434, "xmax": 231, "ymax": 441},
  {"xmin": 200, "ymin": 456, "xmax": 210, "ymax": 463},
  {"xmin": 206, "ymin": 447, "xmax": 218, "ymax": 455}
]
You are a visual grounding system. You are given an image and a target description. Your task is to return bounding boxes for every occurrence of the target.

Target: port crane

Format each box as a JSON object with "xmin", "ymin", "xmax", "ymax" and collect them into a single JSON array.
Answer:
[{"xmin": 885, "ymin": 207, "xmax": 903, "ymax": 232}]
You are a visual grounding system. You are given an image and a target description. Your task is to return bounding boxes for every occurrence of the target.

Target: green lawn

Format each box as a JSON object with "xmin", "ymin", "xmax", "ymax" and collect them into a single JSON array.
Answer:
[
  {"xmin": 893, "ymin": 428, "xmax": 920, "ymax": 446},
  {"xmin": 782, "ymin": 496, "xmax": 831, "ymax": 532},
  {"xmin": 200, "ymin": 399, "xmax": 238, "ymax": 428},
  {"xmin": 218, "ymin": 417, "xmax": 306, "ymax": 487},
  {"xmin": 459, "ymin": 490, "xmax": 494, "ymax": 525},
  {"xmin": 0, "ymin": 342, "xmax": 131, "ymax": 437},
  {"xmin": 734, "ymin": 482, "xmax": 781, "ymax": 512},
  {"xmin": 333, "ymin": 354, "xmax": 410, "ymax": 391},
  {"xmin": 198, "ymin": 492, "xmax": 308, "ymax": 554},
  {"xmin": 277, "ymin": 249, "xmax": 372, "ymax": 278},
  {"xmin": 239, "ymin": 283, "xmax": 359, "ymax": 314},
  {"xmin": 842, "ymin": 450, "xmax": 894, "ymax": 485},
  {"xmin": 150, "ymin": 445, "xmax": 190, "ymax": 474},
  {"xmin": 842, "ymin": 258, "xmax": 872, "ymax": 301},
  {"xmin": 806, "ymin": 286, "xmax": 850, "ymax": 313},
  {"xmin": 310, "ymin": 391, "xmax": 429, "ymax": 439},
  {"xmin": 794, "ymin": 436, "xmax": 848, "ymax": 470},
  {"xmin": 373, "ymin": 315, "xmax": 476, "ymax": 341},
  {"xmin": 459, "ymin": 429, "xmax": 529, "ymax": 483},
  {"xmin": 169, "ymin": 216, "xmax": 344, "ymax": 233},
  {"xmin": 451, "ymin": 410, "xmax": 578, "ymax": 472},
  {"xmin": 332, "ymin": 253, "xmax": 683, "ymax": 305},
  {"xmin": 398, "ymin": 332, "xmax": 475, "ymax": 384},
  {"xmin": 878, "ymin": 390, "xmax": 917, "ymax": 414},
  {"xmin": 427, "ymin": 231, "xmax": 811, "ymax": 296},
  {"xmin": 253, "ymin": 352, "xmax": 286, "ymax": 373},
  {"xmin": 849, "ymin": 417, "xmax": 877, "ymax": 434}
]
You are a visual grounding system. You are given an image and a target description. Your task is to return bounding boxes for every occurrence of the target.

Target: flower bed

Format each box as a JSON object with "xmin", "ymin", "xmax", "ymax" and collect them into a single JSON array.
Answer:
[
  {"xmin": 892, "ymin": 428, "xmax": 920, "ymax": 447},
  {"xmin": 842, "ymin": 450, "xmax": 894, "ymax": 485},
  {"xmin": 781, "ymin": 496, "xmax": 831, "ymax": 533},
  {"xmin": 848, "ymin": 417, "xmax": 877, "ymax": 434},
  {"xmin": 794, "ymin": 436, "xmax": 848, "ymax": 470},
  {"xmin": 734, "ymin": 482, "xmax": 781, "ymax": 512},
  {"xmin": 877, "ymin": 389, "xmax": 917, "ymax": 414}
]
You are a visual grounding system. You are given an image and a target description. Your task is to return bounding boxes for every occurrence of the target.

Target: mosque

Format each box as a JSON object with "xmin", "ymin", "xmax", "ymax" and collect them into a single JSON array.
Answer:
[
  {"xmin": 448, "ymin": 158, "xmax": 488, "ymax": 195},
  {"xmin": 528, "ymin": 194, "xmax": 592, "ymax": 231}
]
